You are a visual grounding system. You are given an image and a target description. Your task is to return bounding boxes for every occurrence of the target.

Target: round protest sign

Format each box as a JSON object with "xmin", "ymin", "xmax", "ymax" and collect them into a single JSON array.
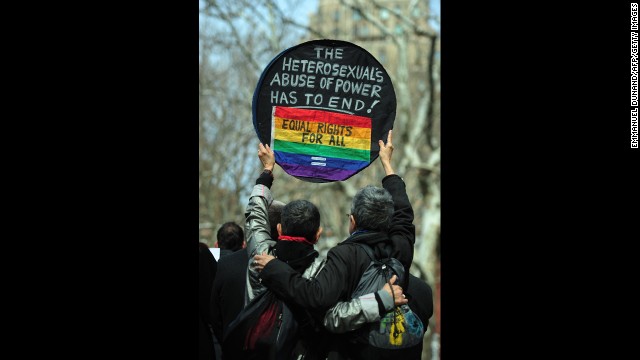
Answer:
[{"xmin": 252, "ymin": 39, "xmax": 396, "ymax": 183}]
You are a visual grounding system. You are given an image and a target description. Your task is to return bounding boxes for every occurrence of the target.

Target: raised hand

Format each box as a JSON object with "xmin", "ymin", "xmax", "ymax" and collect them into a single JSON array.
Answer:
[
  {"xmin": 378, "ymin": 130, "xmax": 395, "ymax": 176},
  {"xmin": 258, "ymin": 143, "xmax": 275, "ymax": 171}
]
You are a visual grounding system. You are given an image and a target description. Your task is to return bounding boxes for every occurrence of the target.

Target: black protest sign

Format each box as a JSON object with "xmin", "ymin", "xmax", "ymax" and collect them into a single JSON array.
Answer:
[{"xmin": 252, "ymin": 39, "xmax": 396, "ymax": 182}]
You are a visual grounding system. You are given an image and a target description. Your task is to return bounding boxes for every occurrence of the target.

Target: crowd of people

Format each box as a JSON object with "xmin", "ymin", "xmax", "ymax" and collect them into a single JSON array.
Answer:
[{"xmin": 199, "ymin": 130, "xmax": 433, "ymax": 360}]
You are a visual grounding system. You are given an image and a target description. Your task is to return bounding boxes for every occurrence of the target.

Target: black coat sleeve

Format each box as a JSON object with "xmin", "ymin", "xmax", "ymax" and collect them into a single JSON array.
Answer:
[
  {"xmin": 382, "ymin": 175, "xmax": 415, "ymax": 284},
  {"xmin": 199, "ymin": 245, "xmax": 217, "ymax": 325},
  {"xmin": 259, "ymin": 245, "xmax": 358, "ymax": 314},
  {"xmin": 210, "ymin": 264, "xmax": 224, "ymax": 342}
]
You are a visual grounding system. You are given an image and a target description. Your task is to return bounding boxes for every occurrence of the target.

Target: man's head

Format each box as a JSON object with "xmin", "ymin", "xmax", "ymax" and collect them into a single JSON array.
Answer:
[
  {"xmin": 350, "ymin": 185, "xmax": 394, "ymax": 233},
  {"xmin": 268, "ymin": 200, "xmax": 286, "ymax": 239},
  {"xmin": 278, "ymin": 199, "xmax": 322, "ymax": 244},
  {"xmin": 216, "ymin": 222, "xmax": 244, "ymax": 251}
]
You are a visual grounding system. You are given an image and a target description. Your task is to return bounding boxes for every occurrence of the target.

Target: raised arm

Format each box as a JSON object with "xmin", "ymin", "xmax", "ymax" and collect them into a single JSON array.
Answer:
[
  {"xmin": 380, "ymin": 129, "xmax": 415, "ymax": 284},
  {"xmin": 245, "ymin": 143, "xmax": 276, "ymax": 258},
  {"xmin": 244, "ymin": 143, "xmax": 278, "ymax": 303}
]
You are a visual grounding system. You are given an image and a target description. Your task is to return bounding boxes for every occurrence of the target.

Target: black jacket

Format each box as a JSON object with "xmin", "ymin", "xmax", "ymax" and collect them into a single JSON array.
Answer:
[
  {"xmin": 259, "ymin": 175, "xmax": 415, "ymax": 359},
  {"xmin": 210, "ymin": 248, "xmax": 248, "ymax": 344},
  {"xmin": 199, "ymin": 243, "xmax": 218, "ymax": 360},
  {"xmin": 407, "ymin": 274, "xmax": 433, "ymax": 329},
  {"xmin": 260, "ymin": 175, "xmax": 414, "ymax": 313}
]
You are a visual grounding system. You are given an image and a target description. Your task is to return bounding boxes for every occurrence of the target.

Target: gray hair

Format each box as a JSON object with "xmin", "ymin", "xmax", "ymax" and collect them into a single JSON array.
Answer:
[{"xmin": 350, "ymin": 185, "xmax": 394, "ymax": 232}]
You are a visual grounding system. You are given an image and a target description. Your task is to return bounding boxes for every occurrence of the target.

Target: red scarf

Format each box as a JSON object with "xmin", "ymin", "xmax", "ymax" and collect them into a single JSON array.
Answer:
[{"xmin": 278, "ymin": 235, "xmax": 317, "ymax": 246}]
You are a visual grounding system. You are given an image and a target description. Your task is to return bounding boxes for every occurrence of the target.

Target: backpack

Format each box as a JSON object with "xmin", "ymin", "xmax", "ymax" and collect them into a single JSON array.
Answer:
[
  {"xmin": 348, "ymin": 243, "xmax": 425, "ymax": 350},
  {"xmin": 222, "ymin": 289, "xmax": 300, "ymax": 360},
  {"xmin": 221, "ymin": 289, "xmax": 323, "ymax": 360}
]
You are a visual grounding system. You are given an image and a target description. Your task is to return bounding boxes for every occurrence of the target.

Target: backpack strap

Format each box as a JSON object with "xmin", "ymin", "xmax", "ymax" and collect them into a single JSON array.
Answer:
[
  {"xmin": 349, "ymin": 241, "xmax": 393, "ymax": 262},
  {"xmin": 348, "ymin": 242, "xmax": 399, "ymax": 312},
  {"xmin": 350, "ymin": 242, "xmax": 376, "ymax": 262}
]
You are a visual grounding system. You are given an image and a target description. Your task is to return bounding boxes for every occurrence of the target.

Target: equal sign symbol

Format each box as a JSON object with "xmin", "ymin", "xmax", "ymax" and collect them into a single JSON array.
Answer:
[{"xmin": 310, "ymin": 156, "xmax": 327, "ymax": 166}]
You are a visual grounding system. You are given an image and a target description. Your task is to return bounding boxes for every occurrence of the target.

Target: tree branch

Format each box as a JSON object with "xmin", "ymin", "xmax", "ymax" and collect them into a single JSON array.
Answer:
[
  {"xmin": 205, "ymin": 1, "xmax": 263, "ymax": 73},
  {"xmin": 339, "ymin": 0, "xmax": 398, "ymax": 44}
]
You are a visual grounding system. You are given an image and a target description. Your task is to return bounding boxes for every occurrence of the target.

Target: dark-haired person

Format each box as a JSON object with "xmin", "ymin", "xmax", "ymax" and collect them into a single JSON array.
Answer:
[
  {"xmin": 211, "ymin": 202, "xmax": 285, "ymax": 360},
  {"xmin": 254, "ymin": 130, "xmax": 421, "ymax": 359},
  {"xmin": 236, "ymin": 142, "xmax": 405, "ymax": 360},
  {"xmin": 216, "ymin": 222, "xmax": 245, "ymax": 258},
  {"xmin": 199, "ymin": 242, "xmax": 218, "ymax": 360}
]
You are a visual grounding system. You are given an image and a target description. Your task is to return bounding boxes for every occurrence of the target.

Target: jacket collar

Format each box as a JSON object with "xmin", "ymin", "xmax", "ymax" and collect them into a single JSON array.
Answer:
[{"xmin": 342, "ymin": 231, "xmax": 393, "ymax": 259}]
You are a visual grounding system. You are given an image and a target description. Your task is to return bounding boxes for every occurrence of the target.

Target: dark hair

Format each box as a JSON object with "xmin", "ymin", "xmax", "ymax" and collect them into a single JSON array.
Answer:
[
  {"xmin": 350, "ymin": 185, "xmax": 394, "ymax": 232},
  {"xmin": 280, "ymin": 200, "xmax": 320, "ymax": 243},
  {"xmin": 216, "ymin": 222, "xmax": 244, "ymax": 251},
  {"xmin": 268, "ymin": 200, "xmax": 286, "ymax": 238}
]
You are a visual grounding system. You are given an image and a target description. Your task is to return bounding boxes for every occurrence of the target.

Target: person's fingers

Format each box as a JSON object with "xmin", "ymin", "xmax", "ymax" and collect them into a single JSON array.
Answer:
[
  {"xmin": 392, "ymin": 289, "xmax": 408, "ymax": 305},
  {"xmin": 379, "ymin": 130, "xmax": 394, "ymax": 150},
  {"xmin": 389, "ymin": 274, "xmax": 398, "ymax": 284}
]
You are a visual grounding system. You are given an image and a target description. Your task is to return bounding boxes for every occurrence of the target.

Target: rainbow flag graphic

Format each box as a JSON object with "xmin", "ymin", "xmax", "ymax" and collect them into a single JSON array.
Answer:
[{"xmin": 272, "ymin": 106, "xmax": 372, "ymax": 181}]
